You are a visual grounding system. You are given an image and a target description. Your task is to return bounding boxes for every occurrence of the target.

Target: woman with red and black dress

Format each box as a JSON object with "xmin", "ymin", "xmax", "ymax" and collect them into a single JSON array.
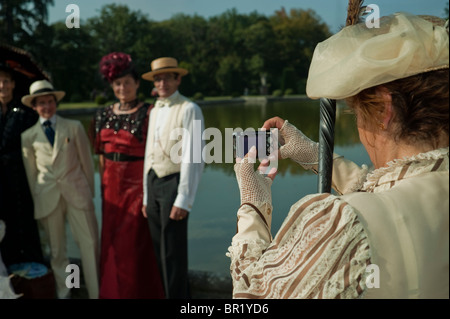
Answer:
[{"xmin": 92, "ymin": 52, "xmax": 164, "ymax": 299}]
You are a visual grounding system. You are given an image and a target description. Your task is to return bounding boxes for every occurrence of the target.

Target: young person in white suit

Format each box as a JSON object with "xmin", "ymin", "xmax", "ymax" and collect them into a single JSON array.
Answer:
[{"xmin": 21, "ymin": 80, "xmax": 99, "ymax": 299}]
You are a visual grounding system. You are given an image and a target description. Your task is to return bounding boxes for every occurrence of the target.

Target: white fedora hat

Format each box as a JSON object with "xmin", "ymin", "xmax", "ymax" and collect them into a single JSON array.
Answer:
[
  {"xmin": 141, "ymin": 57, "xmax": 188, "ymax": 81},
  {"xmin": 21, "ymin": 79, "xmax": 66, "ymax": 107}
]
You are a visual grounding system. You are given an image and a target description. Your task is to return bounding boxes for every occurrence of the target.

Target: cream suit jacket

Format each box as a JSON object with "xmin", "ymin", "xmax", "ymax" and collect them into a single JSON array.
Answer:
[{"xmin": 21, "ymin": 115, "xmax": 95, "ymax": 219}]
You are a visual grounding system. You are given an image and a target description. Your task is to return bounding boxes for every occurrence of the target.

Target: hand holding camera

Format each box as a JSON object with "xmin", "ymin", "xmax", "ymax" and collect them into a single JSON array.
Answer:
[
  {"xmin": 234, "ymin": 146, "xmax": 275, "ymax": 207},
  {"xmin": 233, "ymin": 129, "xmax": 279, "ymax": 177},
  {"xmin": 262, "ymin": 117, "xmax": 319, "ymax": 170}
]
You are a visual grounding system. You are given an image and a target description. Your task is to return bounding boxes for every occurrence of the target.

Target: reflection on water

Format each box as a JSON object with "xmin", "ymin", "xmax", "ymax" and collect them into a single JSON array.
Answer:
[{"xmin": 65, "ymin": 99, "xmax": 370, "ymax": 275}]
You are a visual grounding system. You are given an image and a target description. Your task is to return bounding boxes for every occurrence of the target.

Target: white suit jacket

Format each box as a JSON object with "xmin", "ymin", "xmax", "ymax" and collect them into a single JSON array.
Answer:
[{"xmin": 21, "ymin": 115, "xmax": 95, "ymax": 219}]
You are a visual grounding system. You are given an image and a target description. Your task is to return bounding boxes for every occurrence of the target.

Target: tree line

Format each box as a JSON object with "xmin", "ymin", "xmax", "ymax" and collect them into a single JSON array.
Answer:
[
  {"xmin": 1, "ymin": 1, "xmax": 333, "ymax": 101},
  {"xmin": 2, "ymin": 1, "xmax": 448, "ymax": 102}
]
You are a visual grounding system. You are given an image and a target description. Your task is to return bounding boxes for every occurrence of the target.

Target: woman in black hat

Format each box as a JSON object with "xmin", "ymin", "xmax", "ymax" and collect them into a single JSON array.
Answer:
[{"xmin": 0, "ymin": 62, "xmax": 44, "ymax": 268}]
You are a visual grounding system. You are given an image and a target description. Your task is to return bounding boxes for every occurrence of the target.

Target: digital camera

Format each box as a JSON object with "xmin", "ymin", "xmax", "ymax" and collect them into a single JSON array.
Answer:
[{"xmin": 232, "ymin": 130, "xmax": 276, "ymax": 159}]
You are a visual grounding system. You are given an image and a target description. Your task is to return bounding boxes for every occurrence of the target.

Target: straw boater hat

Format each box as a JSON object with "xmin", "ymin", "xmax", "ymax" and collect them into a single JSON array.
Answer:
[
  {"xmin": 21, "ymin": 79, "xmax": 65, "ymax": 107},
  {"xmin": 306, "ymin": 6, "xmax": 449, "ymax": 100},
  {"xmin": 141, "ymin": 57, "xmax": 188, "ymax": 81}
]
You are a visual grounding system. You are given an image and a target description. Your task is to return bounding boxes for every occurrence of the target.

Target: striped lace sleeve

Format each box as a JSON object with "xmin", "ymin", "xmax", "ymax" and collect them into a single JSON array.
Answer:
[{"xmin": 227, "ymin": 193, "xmax": 371, "ymax": 299}]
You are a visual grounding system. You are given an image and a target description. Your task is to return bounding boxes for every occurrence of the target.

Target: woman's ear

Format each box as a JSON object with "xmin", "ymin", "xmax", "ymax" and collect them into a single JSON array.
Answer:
[{"xmin": 376, "ymin": 86, "xmax": 393, "ymax": 130}]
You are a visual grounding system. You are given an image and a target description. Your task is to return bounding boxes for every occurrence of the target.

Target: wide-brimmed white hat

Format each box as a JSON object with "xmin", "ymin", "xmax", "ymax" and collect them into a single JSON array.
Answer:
[
  {"xmin": 21, "ymin": 80, "xmax": 66, "ymax": 107},
  {"xmin": 141, "ymin": 57, "xmax": 188, "ymax": 81},
  {"xmin": 306, "ymin": 12, "xmax": 449, "ymax": 100}
]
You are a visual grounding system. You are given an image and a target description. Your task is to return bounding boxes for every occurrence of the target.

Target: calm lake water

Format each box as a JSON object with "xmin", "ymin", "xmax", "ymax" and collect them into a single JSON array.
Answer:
[{"xmin": 64, "ymin": 99, "xmax": 371, "ymax": 276}]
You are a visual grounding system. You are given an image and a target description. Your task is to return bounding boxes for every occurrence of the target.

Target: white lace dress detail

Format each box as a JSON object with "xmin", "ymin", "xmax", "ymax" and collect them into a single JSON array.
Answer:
[{"xmin": 361, "ymin": 147, "xmax": 449, "ymax": 193}]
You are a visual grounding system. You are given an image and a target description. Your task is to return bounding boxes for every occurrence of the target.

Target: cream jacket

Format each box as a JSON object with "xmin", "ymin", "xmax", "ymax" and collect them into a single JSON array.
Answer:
[
  {"xmin": 228, "ymin": 148, "xmax": 449, "ymax": 299},
  {"xmin": 21, "ymin": 116, "xmax": 95, "ymax": 219}
]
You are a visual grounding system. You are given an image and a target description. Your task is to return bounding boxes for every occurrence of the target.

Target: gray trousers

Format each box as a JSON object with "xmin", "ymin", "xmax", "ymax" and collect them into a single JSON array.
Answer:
[{"xmin": 146, "ymin": 169, "xmax": 189, "ymax": 299}]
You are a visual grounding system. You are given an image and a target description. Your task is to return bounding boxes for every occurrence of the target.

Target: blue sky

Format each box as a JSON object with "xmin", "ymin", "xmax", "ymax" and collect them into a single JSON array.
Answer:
[{"xmin": 49, "ymin": 0, "xmax": 448, "ymax": 33}]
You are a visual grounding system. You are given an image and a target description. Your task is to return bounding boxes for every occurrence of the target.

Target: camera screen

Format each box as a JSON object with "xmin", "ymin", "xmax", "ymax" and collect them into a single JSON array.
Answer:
[
  {"xmin": 233, "ymin": 131, "xmax": 272, "ymax": 159},
  {"xmin": 243, "ymin": 134, "xmax": 264, "ymax": 156}
]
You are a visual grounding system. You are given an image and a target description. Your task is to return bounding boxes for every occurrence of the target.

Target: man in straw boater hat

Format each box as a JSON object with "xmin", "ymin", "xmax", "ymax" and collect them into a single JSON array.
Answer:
[
  {"xmin": 21, "ymin": 80, "xmax": 100, "ymax": 299},
  {"xmin": 229, "ymin": 0, "xmax": 449, "ymax": 299},
  {"xmin": 141, "ymin": 57, "xmax": 205, "ymax": 298}
]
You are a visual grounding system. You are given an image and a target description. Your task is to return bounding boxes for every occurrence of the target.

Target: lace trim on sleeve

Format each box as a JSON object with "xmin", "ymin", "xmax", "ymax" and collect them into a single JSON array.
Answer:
[
  {"xmin": 227, "ymin": 193, "xmax": 371, "ymax": 299},
  {"xmin": 227, "ymin": 239, "xmax": 271, "ymax": 266},
  {"xmin": 349, "ymin": 164, "xmax": 370, "ymax": 192}
]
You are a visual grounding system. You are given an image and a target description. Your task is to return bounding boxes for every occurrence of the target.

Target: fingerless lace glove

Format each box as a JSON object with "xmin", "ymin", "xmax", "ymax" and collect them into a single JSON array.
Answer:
[
  {"xmin": 234, "ymin": 152, "xmax": 273, "ymax": 211},
  {"xmin": 279, "ymin": 120, "xmax": 319, "ymax": 170}
]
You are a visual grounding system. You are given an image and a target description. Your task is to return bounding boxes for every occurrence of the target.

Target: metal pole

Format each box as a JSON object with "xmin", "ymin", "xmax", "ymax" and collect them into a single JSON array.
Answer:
[{"xmin": 318, "ymin": 98, "xmax": 337, "ymax": 193}]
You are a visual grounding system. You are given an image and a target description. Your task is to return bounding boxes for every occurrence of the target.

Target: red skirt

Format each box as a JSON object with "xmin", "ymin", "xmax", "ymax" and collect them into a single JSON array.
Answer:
[{"xmin": 99, "ymin": 158, "xmax": 164, "ymax": 299}]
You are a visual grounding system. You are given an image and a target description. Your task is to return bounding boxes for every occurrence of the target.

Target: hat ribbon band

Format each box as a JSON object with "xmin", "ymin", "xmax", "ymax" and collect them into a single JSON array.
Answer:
[
  {"xmin": 152, "ymin": 66, "xmax": 179, "ymax": 72},
  {"xmin": 32, "ymin": 88, "xmax": 55, "ymax": 95}
]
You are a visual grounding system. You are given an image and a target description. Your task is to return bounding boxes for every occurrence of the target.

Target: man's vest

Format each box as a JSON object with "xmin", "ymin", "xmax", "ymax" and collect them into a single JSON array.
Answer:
[{"xmin": 144, "ymin": 94, "xmax": 189, "ymax": 178}]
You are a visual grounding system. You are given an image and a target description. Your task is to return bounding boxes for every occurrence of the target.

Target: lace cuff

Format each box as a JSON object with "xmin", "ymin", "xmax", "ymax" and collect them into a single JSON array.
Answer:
[
  {"xmin": 234, "ymin": 151, "xmax": 273, "ymax": 208},
  {"xmin": 332, "ymin": 157, "xmax": 370, "ymax": 194}
]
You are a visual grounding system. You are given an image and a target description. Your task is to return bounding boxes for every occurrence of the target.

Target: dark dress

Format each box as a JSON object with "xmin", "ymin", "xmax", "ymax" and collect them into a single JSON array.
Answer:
[
  {"xmin": 93, "ymin": 103, "xmax": 165, "ymax": 299},
  {"xmin": 0, "ymin": 99, "xmax": 44, "ymax": 266}
]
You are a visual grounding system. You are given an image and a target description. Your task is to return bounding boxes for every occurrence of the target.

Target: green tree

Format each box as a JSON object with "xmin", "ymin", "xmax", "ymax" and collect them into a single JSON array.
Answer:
[
  {"xmin": 216, "ymin": 54, "xmax": 244, "ymax": 95},
  {"xmin": 28, "ymin": 21, "xmax": 98, "ymax": 101},
  {"xmin": 0, "ymin": 0, "xmax": 54, "ymax": 45},
  {"xmin": 5, "ymin": 2, "xmax": 333, "ymax": 99},
  {"xmin": 86, "ymin": 4, "xmax": 152, "ymax": 57},
  {"xmin": 156, "ymin": 14, "xmax": 211, "ymax": 96},
  {"xmin": 86, "ymin": 4, "xmax": 157, "ymax": 97},
  {"xmin": 50, "ymin": 22, "xmax": 97, "ymax": 100},
  {"xmin": 280, "ymin": 67, "xmax": 297, "ymax": 93},
  {"xmin": 269, "ymin": 8, "xmax": 331, "ymax": 90},
  {"xmin": 241, "ymin": 19, "xmax": 279, "ymax": 93},
  {"xmin": 207, "ymin": 9, "xmax": 268, "ymax": 95}
]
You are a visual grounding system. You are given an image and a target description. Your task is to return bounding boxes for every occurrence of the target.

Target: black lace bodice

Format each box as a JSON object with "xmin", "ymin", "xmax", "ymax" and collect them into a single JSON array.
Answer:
[{"xmin": 94, "ymin": 102, "xmax": 150, "ymax": 142}]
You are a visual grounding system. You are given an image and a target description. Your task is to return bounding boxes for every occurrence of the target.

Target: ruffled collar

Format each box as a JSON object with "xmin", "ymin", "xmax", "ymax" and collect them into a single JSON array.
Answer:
[{"xmin": 361, "ymin": 147, "xmax": 449, "ymax": 193}]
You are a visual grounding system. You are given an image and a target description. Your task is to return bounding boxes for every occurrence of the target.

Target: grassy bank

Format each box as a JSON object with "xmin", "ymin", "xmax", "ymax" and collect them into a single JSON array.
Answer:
[
  {"xmin": 58, "ymin": 96, "xmax": 236, "ymax": 110},
  {"xmin": 57, "ymin": 95, "xmax": 309, "ymax": 110}
]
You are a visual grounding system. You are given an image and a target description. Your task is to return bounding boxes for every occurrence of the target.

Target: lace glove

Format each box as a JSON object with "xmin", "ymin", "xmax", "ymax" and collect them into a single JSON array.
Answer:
[
  {"xmin": 233, "ymin": 148, "xmax": 273, "ymax": 244},
  {"xmin": 279, "ymin": 120, "xmax": 319, "ymax": 170},
  {"xmin": 234, "ymin": 148, "xmax": 273, "ymax": 212}
]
